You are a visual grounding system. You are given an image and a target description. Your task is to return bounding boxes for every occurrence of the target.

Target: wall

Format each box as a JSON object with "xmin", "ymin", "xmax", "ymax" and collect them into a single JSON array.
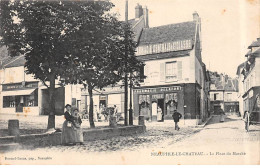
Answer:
[
  {"xmin": 3, "ymin": 66, "xmax": 37, "ymax": 84},
  {"xmin": 139, "ymin": 55, "xmax": 191, "ymax": 87},
  {"xmin": 210, "ymin": 91, "xmax": 224, "ymax": 101},
  {"xmin": 224, "ymin": 92, "xmax": 238, "ymax": 102}
]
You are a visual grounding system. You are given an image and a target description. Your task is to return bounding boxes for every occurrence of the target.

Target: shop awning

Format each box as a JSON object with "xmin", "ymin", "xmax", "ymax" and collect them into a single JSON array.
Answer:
[{"xmin": 1, "ymin": 89, "xmax": 36, "ymax": 96}]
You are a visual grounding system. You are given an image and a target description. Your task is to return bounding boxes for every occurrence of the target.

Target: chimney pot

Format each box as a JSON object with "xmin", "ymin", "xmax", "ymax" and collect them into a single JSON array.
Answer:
[
  {"xmin": 193, "ymin": 11, "xmax": 199, "ymax": 22},
  {"xmin": 135, "ymin": 3, "xmax": 143, "ymax": 18}
]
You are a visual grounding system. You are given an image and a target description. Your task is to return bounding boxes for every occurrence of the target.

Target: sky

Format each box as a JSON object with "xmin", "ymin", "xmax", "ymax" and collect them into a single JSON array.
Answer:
[{"xmin": 110, "ymin": 0, "xmax": 260, "ymax": 77}]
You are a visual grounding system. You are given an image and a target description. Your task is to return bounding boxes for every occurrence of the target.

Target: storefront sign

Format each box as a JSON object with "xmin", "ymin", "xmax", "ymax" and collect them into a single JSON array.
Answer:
[
  {"xmin": 152, "ymin": 94, "xmax": 164, "ymax": 99},
  {"xmin": 224, "ymin": 102, "xmax": 239, "ymax": 106},
  {"xmin": 82, "ymin": 86, "xmax": 124, "ymax": 95},
  {"xmin": 136, "ymin": 39, "xmax": 192, "ymax": 56},
  {"xmin": 134, "ymin": 86, "xmax": 182, "ymax": 93},
  {"xmin": 3, "ymin": 82, "xmax": 38, "ymax": 91}
]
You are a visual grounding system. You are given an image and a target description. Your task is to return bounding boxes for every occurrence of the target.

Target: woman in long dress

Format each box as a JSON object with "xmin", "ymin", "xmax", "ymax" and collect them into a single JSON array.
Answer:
[
  {"xmin": 72, "ymin": 109, "xmax": 84, "ymax": 144},
  {"xmin": 157, "ymin": 106, "xmax": 162, "ymax": 121},
  {"xmin": 61, "ymin": 104, "xmax": 76, "ymax": 145}
]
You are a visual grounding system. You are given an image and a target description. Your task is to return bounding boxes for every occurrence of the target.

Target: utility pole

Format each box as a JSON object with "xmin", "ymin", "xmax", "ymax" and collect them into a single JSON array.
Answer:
[
  {"xmin": 129, "ymin": 74, "xmax": 133, "ymax": 125},
  {"xmin": 124, "ymin": 0, "xmax": 129, "ymax": 126}
]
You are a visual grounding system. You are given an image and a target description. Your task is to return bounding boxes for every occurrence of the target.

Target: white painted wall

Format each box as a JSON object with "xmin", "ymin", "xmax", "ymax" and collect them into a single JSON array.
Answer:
[{"xmin": 140, "ymin": 54, "xmax": 191, "ymax": 87}]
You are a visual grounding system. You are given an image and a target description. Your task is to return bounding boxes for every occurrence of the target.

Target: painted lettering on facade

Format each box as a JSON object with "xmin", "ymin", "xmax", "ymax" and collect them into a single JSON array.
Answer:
[
  {"xmin": 134, "ymin": 86, "xmax": 182, "ymax": 93},
  {"xmin": 136, "ymin": 39, "xmax": 192, "ymax": 56}
]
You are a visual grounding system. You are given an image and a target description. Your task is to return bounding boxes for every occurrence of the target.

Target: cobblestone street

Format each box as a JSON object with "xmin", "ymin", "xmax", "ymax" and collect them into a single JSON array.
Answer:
[{"xmin": 1, "ymin": 114, "xmax": 259, "ymax": 164}]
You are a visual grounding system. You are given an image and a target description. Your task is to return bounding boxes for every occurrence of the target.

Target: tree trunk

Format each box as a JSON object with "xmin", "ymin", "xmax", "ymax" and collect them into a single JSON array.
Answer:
[
  {"xmin": 47, "ymin": 74, "xmax": 56, "ymax": 129},
  {"xmin": 88, "ymin": 86, "xmax": 95, "ymax": 128}
]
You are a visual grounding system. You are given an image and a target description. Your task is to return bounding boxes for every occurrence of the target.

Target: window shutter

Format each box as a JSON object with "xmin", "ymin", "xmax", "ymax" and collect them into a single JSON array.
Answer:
[
  {"xmin": 177, "ymin": 61, "xmax": 182, "ymax": 81},
  {"xmin": 160, "ymin": 63, "xmax": 165, "ymax": 82},
  {"xmin": 145, "ymin": 64, "xmax": 150, "ymax": 83}
]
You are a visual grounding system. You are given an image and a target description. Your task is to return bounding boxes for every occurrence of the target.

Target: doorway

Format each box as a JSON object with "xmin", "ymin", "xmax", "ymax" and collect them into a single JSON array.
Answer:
[{"xmin": 158, "ymin": 99, "xmax": 164, "ymax": 121}]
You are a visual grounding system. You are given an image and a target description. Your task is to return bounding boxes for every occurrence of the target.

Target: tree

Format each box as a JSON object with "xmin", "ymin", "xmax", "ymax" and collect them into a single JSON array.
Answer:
[
  {"xmin": 0, "ymin": 0, "xmax": 144, "ymax": 129},
  {"xmin": 61, "ymin": 4, "xmax": 144, "ymax": 128},
  {"xmin": 0, "ymin": 0, "xmax": 114, "ymax": 129}
]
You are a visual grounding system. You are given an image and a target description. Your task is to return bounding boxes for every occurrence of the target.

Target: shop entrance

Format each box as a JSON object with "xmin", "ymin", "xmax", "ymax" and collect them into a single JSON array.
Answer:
[{"xmin": 157, "ymin": 99, "xmax": 164, "ymax": 121}]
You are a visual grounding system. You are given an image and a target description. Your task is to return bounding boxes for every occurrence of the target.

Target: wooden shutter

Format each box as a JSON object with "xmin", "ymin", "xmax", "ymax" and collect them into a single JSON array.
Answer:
[
  {"xmin": 177, "ymin": 61, "xmax": 182, "ymax": 81},
  {"xmin": 160, "ymin": 63, "xmax": 165, "ymax": 82},
  {"xmin": 145, "ymin": 64, "xmax": 150, "ymax": 83}
]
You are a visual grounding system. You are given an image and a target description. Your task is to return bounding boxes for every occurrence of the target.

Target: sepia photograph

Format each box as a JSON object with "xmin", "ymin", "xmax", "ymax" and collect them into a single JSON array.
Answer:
[{"xmin": 0, "ymin": 0, "xmax": 259, "ymax": 165}]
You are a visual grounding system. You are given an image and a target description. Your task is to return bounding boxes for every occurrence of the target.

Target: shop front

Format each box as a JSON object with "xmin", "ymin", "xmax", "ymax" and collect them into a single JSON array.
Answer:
[
  {"xmin": 133, "ymin": 85, "xmax": 184, "ymax": 121},
  {"xmin": 224, "ymin": 102, "xmax": 239, "ymax": 114},
  {"xmin": 1, "ymin": 81, "xmax": 39, "ymax": 115}
]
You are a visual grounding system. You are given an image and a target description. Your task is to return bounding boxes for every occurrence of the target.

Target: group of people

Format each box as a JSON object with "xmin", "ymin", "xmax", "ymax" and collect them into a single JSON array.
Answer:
[{"xmin": 61, "ymin": 104, "xmax": 84, "ymax": 146}]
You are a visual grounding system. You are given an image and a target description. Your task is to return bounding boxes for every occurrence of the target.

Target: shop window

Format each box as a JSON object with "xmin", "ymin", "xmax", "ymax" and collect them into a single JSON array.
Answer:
[
  {"xmin": 3, "ymin": 96, "xmax": 16, "ymax": 107},
  {"xmin": 2, "ymin": 90, "xmax": 38, "ymax": 108},
  {"xmin": 165, "ymin": 62, "xmax": 177, "ymax": 81}
]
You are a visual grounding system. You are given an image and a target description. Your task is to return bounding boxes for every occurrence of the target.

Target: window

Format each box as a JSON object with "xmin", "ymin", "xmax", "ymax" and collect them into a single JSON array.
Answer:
[
  {"xmin": 165, "ymin": 62, "xmax": 177, "ymax": 81},
  {"xmin": 3, "ymin": 90, "xmax": 38, "ymax": 108},
  {"xmin": 214, "ymin": 93, "xmax": 219, "ymax": 100},
  {"xmin": 139, "ymin": 64, "xmax": 145, "ymax": 83}
]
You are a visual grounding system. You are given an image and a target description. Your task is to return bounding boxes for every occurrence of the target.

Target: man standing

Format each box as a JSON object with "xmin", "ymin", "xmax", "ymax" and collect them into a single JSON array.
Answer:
[{"xmin": 172, "ymin": 110, "xmax": 182, "ymax": 131}]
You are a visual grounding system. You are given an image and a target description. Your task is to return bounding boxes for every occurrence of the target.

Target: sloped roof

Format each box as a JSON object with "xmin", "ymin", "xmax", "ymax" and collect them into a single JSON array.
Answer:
[
  {"xmin": 0, "ymin": 46, "xmax": 25, "ymax": 69},
  {"xmin": 251, "ymin": 48, "xmax": 260, "ymax": 57},
  {"xmin": 248, "ymin": 39, "xmax": 260, "ymax": 49},
  {"xmin": 236, "ymin": 62, "xmax": 245, "ymax": 75},
  {"xmin": 139, "ymin": 21, "xmax": 196, "ymax": 45},
  {"xmin": 224, "ymin": 79, "xmax": 238, "ymax": 91},
  {"xmin": 4, "ymin": 55, "xmax": 26, "ymax": 68},
  {"xmin": 245, "ymin": 50, "xmax": 252, "ymax": 57}
]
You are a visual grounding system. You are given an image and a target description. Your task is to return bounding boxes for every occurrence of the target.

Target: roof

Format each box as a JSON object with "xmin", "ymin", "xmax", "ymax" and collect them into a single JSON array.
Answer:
[
  {"xmin": 4, "ymin": 55, "xmax": 26, "ymax": 68},
  {"xmin": 136, "ymin": 50, "xmax": 190, "ymax": 61},
  {"xmin": 251, "ymin": 48, "xmax": 260, "ymax": 57},
  {"xmin": 248, "ymin": 38, "xmax": 260, "ymax": 49},
  {"xmin": 0, "ymin": 46, "xmax": 25, "ymax": 69},
  {"xmin": 236, "ymin": 62, "xmax": 245, "ymax": 75},
  {"xmin": 245, "ymin": 50, "xmax": 252, "ymax": 56},
  {"xmin": 139, "ymin": 21, "xmax": 196, "ymax": 45},
  {"xmin": 123, "ymin": 16, "xmax": 146, "ymax": 42}
]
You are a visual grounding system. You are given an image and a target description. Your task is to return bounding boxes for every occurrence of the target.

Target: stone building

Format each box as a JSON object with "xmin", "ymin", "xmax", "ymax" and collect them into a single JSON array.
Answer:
[
  {"xmin": 209, "ymin": 72, "xmax": 239, "ymax": 114},
  {"xmin": 133, "ymin": 12, "xmax": 210, "ymax": 125},
  {"xmin": 237, "ymin": 38, "xmax": 260, "ymax": 117},
  {"xmin": 0, "ymin": 46, "xmax": 82, "ymax": 116}
]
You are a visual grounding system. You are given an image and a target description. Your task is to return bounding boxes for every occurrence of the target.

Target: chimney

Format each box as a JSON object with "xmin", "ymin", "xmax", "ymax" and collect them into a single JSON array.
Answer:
[
  {"xmin": 135, "ymin": 3, "xmax": 143, "ymax": 18},
  {"xmin": 125, "ymin": 0, "xmax": 128, "ymax": 22},
  {"xmin": 143, "ymin": 6, "xmax": 149, "ymax": 28},
  {"xmin": 193, "ymin": 11, "xmax": 199, "ymax": 22}
]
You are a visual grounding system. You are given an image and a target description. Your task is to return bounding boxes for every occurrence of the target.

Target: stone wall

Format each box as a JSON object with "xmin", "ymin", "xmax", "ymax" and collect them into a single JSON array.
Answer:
[{"xmin": 0, "ymin": 125, "xmax": 146, "ymax": 151}]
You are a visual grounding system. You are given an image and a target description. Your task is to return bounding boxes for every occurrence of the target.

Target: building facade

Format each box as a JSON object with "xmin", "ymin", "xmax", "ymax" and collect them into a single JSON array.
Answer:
[
  {"xmin": 133, "ymin": 12, "xmax": 210, "ymax": 125},
  {"xmin": 240, "ymin": 38, "xmax": 260, "ymax": 116},
  {"xmin": 209, "ymin": 72, "xmax": 239, "ymax": 114},
  {"xmin": 0, "ymin": 46, "xmax": 82, "ymax": 116}
]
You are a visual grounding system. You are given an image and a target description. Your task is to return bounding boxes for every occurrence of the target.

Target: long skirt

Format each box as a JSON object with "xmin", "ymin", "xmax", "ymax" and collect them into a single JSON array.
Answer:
[
  {"xmin": 61, "ymin": 120, "xmax": 76, "ymax": 144},
  {"xmin": 74, "ymin": 127, "xmax": 83, "ymax": 143}
]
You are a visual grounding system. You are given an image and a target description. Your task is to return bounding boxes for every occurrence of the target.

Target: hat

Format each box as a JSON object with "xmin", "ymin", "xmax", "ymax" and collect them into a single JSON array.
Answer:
[{"xmin": 65, "ymin": 104, "xmax": 71, "ymax": 108}]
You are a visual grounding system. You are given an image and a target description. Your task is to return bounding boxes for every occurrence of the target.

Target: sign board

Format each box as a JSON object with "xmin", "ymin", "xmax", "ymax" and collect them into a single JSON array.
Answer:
[
  {"xmin": 152, "ymin": 94, "xmax": 164, "ymax": 99},
  {"xmin": 3, "ymin": 82, "xmax": 38, "ymax": 91},
  {"xmin": 136, "ymin": 39, "xmax": 192, "ymax": 56},
  {"xmin": 134, "ymin": 86, "xmax": 182, "ymax": 93}
]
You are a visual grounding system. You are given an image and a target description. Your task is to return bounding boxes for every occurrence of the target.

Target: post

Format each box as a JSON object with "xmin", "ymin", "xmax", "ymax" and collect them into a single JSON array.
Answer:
[
  {"xmin": 8, "ymin": 120, "xmax": 20, "ymax": 136},
  {"xmin": 109, "ymin": 116, "xmax": 117, "ymax": 128},
  {"xmin": 124, "ymin": 0, "xmax": 129, "ymax": 126},
  {"xmin": 129, "ymin": 74, "xmax": 133, "ymax": 125},
  {"xmin": 138, "ymin": 116, "xmax": 145, "ymax": 126}
]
